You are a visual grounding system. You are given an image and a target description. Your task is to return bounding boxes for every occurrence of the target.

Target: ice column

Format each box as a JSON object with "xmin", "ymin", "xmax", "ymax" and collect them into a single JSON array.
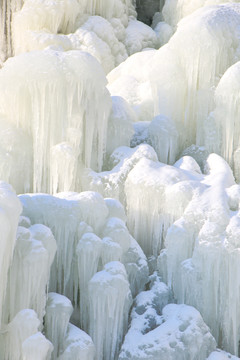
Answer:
[{"xmin": 88, "ymin": 262, "xmax": 132, "ymax": 360}]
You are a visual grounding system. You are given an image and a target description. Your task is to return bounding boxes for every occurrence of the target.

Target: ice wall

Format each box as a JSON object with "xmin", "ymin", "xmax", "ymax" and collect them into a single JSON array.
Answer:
[{"xmin": 0, "ymin": 50, "xmax": 111, "ymax": 193}]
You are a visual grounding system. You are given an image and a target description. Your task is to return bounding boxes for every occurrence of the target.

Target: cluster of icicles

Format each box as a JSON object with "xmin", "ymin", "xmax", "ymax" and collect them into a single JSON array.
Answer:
[{"xmin": 1, "ymin": 0, "xmax": 240, "ymax": 359}]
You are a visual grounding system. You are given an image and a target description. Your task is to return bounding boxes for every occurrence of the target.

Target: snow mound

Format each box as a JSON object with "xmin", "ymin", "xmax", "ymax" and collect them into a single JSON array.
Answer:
[{"xmin": 119, "ymin": 276, "xmax": 216, "ymax": 360}]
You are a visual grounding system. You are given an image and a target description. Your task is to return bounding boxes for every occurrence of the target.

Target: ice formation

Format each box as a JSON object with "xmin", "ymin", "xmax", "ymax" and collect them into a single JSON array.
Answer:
[
  {"xmin": 2, "ymin": 0, "xmax": 240, "ymax": 359},
  {"xmin": 88, "ymin": 262, "xmax": 132, "ymax": 360},
  {"xmin": 0, "ymin": 50, "xmax": 111, "ymax": 193},
  {"xmin": 119, "ymin": 275, "xmax": 216, "ymax": 360}
]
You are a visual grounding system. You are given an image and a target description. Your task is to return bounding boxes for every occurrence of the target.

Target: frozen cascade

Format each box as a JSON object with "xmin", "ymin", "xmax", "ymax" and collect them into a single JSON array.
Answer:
[
  {"xmin": 44, "ymin": 293, "xmax": 73, "ymax": 359},
  {"xmin": 0, "ymin": 182, "xmax": 22, "ymax": 326},
  {"xmin": 0, "ymin": 50, "xmax": 111, "ymax": 193},
  {"xmin": 19, "ymin": 191, "xmax": 147, "ymax": 319},
  {"xmin": 88, "ymin": 261, "xmax": 132, "ymax": 360}
]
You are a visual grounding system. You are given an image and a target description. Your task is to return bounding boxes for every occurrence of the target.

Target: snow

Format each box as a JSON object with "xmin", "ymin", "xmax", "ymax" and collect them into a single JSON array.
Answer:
[{"xmin": 119, "ymin": 275, "xmax": 216, "ymax": 360}]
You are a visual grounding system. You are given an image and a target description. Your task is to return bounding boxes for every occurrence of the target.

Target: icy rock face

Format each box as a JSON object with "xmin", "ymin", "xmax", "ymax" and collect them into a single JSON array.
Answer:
[
  {"xmin": 1, "ymin": 309, "xmax": 52, "ymax": 360},
  {"xmin": 119, "ymin": 289, "xmax": 216, "ymax": 360},
  {"xmin": 160, "ymin": 154, "xmax": 240, "ymax": 354},
  {"xmin": 88, "ymin": 261, "xmax": 132, "ymax": 360},
  {"xmin": 57, "ymin": 323, "xmax": 95, "ymax": 360},
  {"xmin": 0, "ymin": 50, "xmax": 111, "ymax": 193},
  {"xmin": 0, "ymin": 182, "xmax": 22, "ymax": 326},
  {"xmin": 125, "ymin": 156, "xmax": 202, "ymax": 257},
  {"xmin": 44, "ymin": 293, "xmax": 73, "ymax": 359},
  {"xmin": 3, "ymin": 225, "xmax": 56, "ymax": 324}
]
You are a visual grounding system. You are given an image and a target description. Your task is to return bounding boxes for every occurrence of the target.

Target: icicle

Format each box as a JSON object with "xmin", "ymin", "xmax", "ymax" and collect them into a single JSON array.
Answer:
[
  {"xmin": 88, "ymin": 261, "xmax": 132, "ymax": 360},
  {"xmin": 4, "ymin": 224, "xmax": 56, "ymax": 324},
  {"xmin": 44, "ymin": 293, "xmax": 73, "ymax": 359},
  {"xmin": 76, "ymin": 233, "xmax": 102, "ymax": 330},
  {"xmin": 0, "ymin": 50, "xmax": 111, "ymax": 193}
]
